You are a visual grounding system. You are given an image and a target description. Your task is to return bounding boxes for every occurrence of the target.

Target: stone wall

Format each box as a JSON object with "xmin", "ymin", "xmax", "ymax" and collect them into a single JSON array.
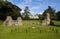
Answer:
[{"xmin": 3, "ymin": 16, "xmax": 22, "ymax": 26}]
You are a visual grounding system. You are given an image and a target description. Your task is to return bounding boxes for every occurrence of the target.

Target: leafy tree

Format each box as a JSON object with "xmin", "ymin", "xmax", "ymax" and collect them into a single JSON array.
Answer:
[
  {"xmin": 22, "ymin": 6, "xmax": 31, "ymax": 20},
  {"xmin": 38, "ymin": 14, "xmax": 43, "ymax": 20},
  {"xmin": 0, "ymin": 1, "xmax": 22, "ymax": 20},
  {"xmin": 56, "ymin": 11, "xmax": 60, "ymax": 20},
  {"xmin": 0, "ymin": 0, "xmax": 4, "ymax": 1},
  {"xmin": 43, "ymin": 6, "xmax": 56, "ymax": 20}
]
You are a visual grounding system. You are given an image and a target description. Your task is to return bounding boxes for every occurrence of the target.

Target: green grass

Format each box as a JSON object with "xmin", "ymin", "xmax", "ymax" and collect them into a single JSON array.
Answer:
[{"xmin": 0, "ymin": 20, "xmax": 60, "ymax": 39}]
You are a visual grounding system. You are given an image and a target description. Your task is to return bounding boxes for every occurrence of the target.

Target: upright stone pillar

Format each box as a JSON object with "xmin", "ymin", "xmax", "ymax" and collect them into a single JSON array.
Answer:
[
  {"xmin": 41, "ymin": 13, "xmax": 52, "ymax": 26},
  {"xmin": 17, "ymin": 17, "xmax": 22, "ymax": 26}
]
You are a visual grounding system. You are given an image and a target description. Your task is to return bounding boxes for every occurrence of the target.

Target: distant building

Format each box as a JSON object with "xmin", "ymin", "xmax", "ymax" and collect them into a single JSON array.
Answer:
[{"xmin": 29, "ymin": 15, "xmax": 39, "ymax": 19}]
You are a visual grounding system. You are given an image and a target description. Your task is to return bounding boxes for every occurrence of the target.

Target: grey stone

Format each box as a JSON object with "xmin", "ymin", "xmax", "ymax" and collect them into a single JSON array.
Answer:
[
  {"xmin": 3, "ymin": 16, "xmax": 22, "ymax": 26},
  {"xmin": 41, "ymin": 13, "xmax": 53, "ymax": 26}
]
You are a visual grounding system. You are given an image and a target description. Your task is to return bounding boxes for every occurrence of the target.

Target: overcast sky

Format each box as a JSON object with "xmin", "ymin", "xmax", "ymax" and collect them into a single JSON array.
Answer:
[{"xmin": 8, "ymin": 0, "xmax": 60, "ymax": 15}]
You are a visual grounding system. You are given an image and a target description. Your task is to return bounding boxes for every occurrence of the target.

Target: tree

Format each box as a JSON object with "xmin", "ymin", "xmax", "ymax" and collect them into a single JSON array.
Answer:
[
  {"xmin": 22, "ymin": 6, "xmax": 31, "ymax": 20},
  {"xmin": 43, "ymin": 6, "xmax": 56, "ymax": 20},
  {"xmin": 56, "ymin": 11, "xmax": 60, "ymax": 20},
  {"xmin": 0, "ymin": 0, "xmax": 4, "ymax": 1},
  {"xmin": 38, "ymin": 14, "xmax": 43, "ymax": 20},
  {"xmin": 0, "ymin": 1, "xmax": 22, "ymax": 20}
]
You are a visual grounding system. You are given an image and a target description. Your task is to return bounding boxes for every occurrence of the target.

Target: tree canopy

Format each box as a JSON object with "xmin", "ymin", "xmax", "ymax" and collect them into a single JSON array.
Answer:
[
  {"xmin": 0, "ymin": 1, "xmax": 22, "ymax": 20},
  {"xmin": 56, "ymin": 11, "xmax": 60, "ymax": 20},
  {"xmin": 43, "ymin": 6, "xmax": 56, "ymax": 20},
  {"xmin": 22, "ymin": 6, "xmax": 31, "ymax": 20}
]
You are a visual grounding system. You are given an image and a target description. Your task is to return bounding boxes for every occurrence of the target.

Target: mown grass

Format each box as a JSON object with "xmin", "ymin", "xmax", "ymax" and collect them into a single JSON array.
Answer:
[{"xmin": 0, "ymin": 20, "xmax": 60, "ymax": 39}]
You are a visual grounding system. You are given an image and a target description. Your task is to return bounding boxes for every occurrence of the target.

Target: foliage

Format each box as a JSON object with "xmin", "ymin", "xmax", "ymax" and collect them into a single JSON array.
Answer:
[
  {"xmin": 22, "ymin": 6, "xmax": 31, "ymax": 20},
  {"xmin": 43, "ymin": 6, "xmax": 56, "ymax": 20},
  {"xmin": 0, "ymin": 1, "xmax": 22, "ymax": 20},
  {"xmin": 56, "ymin": 11, "xmax": 60, "ymax": 20},
  {"xmin": 38, "ymin": 14, "xmax": 43, "ymax": 20}
]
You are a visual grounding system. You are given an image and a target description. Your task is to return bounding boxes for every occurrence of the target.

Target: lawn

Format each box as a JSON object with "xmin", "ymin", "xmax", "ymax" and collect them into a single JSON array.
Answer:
[{"xmin": 0, "ymin": 20, "xmax": 60, "ymax": 39}]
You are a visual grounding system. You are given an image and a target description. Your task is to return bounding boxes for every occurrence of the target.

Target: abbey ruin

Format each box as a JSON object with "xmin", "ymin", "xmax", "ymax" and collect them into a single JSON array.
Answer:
[
  {"xmin": 3, "ymin": 16, "xmax": 22, "ymax": 26},
  {"xmin": 41, "ymin": 13, "xmax": 53, "ymax": 25}
]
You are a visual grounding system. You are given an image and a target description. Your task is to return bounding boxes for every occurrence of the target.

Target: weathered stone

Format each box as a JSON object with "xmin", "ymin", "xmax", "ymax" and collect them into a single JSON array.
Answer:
[
  {"xmin": 41, "ymin": 13, "xmax": 53, "ymax": 26},
  {"xmin": 16, "ymin": 17, "xmax": 22, "ymax": 26},
  {"xmin": 3, "ymin": 16, "xmax": 22, "ymax": 26},
  {"xmin": 3, "ymin": 16, "xmax": 13, "ymax": 26}
]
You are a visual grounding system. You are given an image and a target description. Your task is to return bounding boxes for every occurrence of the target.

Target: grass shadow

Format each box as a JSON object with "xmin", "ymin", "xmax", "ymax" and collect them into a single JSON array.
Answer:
[
  {"xmin": 51, "ymin": 24, "xmax": 60, "ymax": 27},
  {"xmin": 50, "ymin": 21, "xmax": 60, "ymax": 27},
  {"xmin": 53, "ymin": 25, "xmax": 60, "ymax": 27}
]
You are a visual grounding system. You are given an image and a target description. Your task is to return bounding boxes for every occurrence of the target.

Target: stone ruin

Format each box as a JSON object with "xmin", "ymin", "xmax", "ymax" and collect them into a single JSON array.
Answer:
[
  {"xmin": 41, "ymin": 13, "xmax": 53, "ymax": 26},
  {"xmin": 3, "ymin": 16, "xmax": 22, "ymax": 26}
]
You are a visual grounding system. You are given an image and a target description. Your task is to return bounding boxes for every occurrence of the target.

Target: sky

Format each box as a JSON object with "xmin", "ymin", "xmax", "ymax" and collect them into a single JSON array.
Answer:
[{"xmin": 8, "ymin": 0, "xmax": 60, "ymax": 15}]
